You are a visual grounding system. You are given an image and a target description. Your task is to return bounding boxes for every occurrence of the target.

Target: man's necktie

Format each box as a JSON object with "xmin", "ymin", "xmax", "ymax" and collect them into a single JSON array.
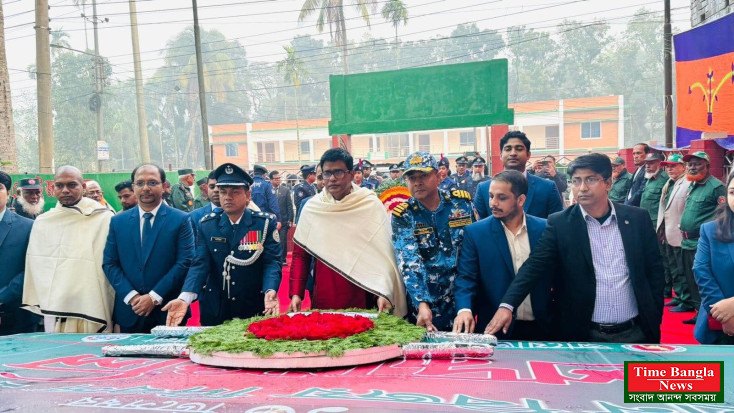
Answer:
[{"xmin": 143, "ymin": 212, "xmax": 153, "ymax": 244}]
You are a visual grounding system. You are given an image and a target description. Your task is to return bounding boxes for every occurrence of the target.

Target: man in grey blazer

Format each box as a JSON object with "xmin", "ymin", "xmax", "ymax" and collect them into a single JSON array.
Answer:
[{"xmin": 657, "ymin": 154, "xmax": 694, "ymax": 312}]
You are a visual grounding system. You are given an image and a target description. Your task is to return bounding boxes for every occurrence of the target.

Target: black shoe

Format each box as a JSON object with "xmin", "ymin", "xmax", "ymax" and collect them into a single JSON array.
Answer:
[
  {"xmin": 669, "ymin": 305, "xmax": 695, "ymax": 313},
  {"xmin": 682, "ymin": 314, "xmax": 698, "ymax": 325},
  {"xmin": 664, "ymin": 300, "xmax": 681, "ymax": 307}
]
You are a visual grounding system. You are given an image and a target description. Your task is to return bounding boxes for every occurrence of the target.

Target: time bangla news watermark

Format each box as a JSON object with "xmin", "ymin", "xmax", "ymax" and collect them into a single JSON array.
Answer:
[{"xmin": 624, "ymin": 361, "xmax": 724, "ymax": 403}]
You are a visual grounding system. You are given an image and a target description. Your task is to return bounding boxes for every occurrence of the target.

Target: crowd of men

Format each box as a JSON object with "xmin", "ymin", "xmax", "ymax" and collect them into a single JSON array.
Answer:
[{"xmin": 0, "ymin": 130, "xmax": 727, "ymax": 344}]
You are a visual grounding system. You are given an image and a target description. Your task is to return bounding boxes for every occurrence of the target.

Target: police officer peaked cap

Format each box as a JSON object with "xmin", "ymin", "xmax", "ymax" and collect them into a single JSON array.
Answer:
[
  {"xmin": 471, "ymin": 156, "xmax": 487, "ymax": 166},
  {"xmin": 178, "ymin": 168, "xmax": 194, "ymax": 176},
  {"xmin": 300, "ymin": 165, "xmax": 316, "ymax": 176},
  {"xmin": 253, "ymin": 164, "xmax": 268, "ymax": 175},
  {"xmin": 361, "ymin": 159, "xmax": 374, "ymax": 167},
  {"xmin": 389, "ymin": 163, "xmax": 401, "ymax": 172},
  {"xmin": 213, "ymin": 163, "xmax": 253, "ymax": 186},
  {"xmin": 455, "ymin": 156, "xmax": 469, "ymax": 165}
]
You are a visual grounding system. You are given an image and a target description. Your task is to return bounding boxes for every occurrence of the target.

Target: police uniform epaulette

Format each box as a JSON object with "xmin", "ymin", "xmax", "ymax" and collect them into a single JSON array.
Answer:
[
  {"xmin": 450, "ymin": 189, "xmax": 472, "ymax": 201},
  {"xmin": 391, "ymin": 202, "xmax": 410, "ymax": 218},
  {"xmin": 253, "ymin": 211, "xmax": 275, "ymax": 220},
  {"xmin": 200, "ymin": 212, "xmax": 220, "ymax": 223}
]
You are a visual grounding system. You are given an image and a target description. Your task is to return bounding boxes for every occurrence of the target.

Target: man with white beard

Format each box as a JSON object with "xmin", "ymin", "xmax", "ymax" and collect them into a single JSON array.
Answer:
[
  {"xmin": 465, "ymin": 156, "xmax": 490, "ymax": 198},
  {"xmin": 14, "ymin": 178, "xmax": 46, "ymax": 220}
]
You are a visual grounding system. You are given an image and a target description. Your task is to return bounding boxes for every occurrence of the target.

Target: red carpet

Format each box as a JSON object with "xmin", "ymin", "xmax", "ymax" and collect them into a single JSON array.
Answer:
[{"xmin": 188, "ymin": 258, "xmax": 699, "ymax": 344}]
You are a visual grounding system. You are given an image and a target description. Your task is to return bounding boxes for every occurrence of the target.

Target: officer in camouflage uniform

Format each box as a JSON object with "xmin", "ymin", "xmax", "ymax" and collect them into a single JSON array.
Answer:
[
  {"xmin": 391, "ymin": 151, "xmax": 476, "ymax": 331},
  {"xmin": 171, "ymin": 168, "xmax": 196, "ymax": 212},
  {"xmin": 679, "ymin": 151, "xmax": 727, "ymax": 325},
  {"xmin": 609, "ymin": 157, "xmax": 633, "ymax": 203}
]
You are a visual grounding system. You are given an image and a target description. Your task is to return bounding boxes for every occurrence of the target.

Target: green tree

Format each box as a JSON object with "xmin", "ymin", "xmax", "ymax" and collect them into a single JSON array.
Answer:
[
  {"xmin": 381, "ymin": 0, "xmax": 408, "ymax": 68},
  {"xmin": 298, "ymin": 0, "xmax": 378, "ymax": 74},
  {"xmin": 0, "ymin": 2, "xmax": 18, "ymax": 172},
  {"xmin": 277, "ymin": 45, "xmax": 309, "ymax": 161},
  {"xmin": 505, "ymin": 26, "xmax": 559, "ymax": 102}
]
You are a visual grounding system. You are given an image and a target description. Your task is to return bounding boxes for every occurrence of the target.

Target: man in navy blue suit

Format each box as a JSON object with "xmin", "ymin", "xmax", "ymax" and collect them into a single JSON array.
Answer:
[
  {"xmin": 453, "ymin": 170, "xmax": 552, "ymax": 340},
  {"xmin": 474, "ymin": 131, "xmax": 564, "ymax": 220},
  {"xmin": 103, "ymin": 164, "xmax": 195, "ymax": 333},
  {"xmin": 0, "ymin": 172, "xmax": 39, "ymax": 335}
]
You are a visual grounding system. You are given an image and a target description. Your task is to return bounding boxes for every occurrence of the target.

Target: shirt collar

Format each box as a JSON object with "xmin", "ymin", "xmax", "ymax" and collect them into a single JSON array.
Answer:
[
  {"xmin": 499, "ymin": 213, "xmax": 527, "ymax": 236},
  {"xmin": 138, "ymin": 202, "xmax": 162, "ymax": 218},
  {"xmin": 578, "ymin": 200, "xmax": 617, "ymax": 223}
]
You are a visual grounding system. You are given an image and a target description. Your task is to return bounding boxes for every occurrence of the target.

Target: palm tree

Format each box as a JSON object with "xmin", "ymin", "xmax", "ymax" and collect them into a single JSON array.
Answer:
[
  {"xmin": 277, "ymin": 45, "xmax": 309, "ymax": 162},
  {"xmin": 298, "ymin": 0, "xmax": 377, "ymax": 74},
  {"xmin": 381, "ymin": 0, "xmax": 408, "ymax": 68},
  {"xmin": 0, "ymin": 2, "xmax": 19, "ymax": 172}
]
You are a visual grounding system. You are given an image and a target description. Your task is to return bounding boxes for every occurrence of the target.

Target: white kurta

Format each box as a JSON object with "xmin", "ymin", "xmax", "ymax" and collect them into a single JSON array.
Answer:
[{"xmin": 23, "ymin": 197, "xmax": 115, "ymax": 333}]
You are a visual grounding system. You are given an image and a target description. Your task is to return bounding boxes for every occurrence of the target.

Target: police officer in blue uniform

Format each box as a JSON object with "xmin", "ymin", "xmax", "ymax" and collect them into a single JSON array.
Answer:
[
  {"xmin": 251, "ymin": 164, "xmax": 281, "ymax": 223},
  {"xmin": 451, "ymin": 156, "xmax": 471, "ymax": 191},
  {"xmin": 353, "ymin": 159, "xmax": 376, "ymax": 190},
  {"xmin": 362, "ymin": 159, "xmax": 380, "ymax": 188},
  {"xmin": 391, "ymin": 151, "xmax": 476, "ymax": 331},
  {"xmin": 165, "ymin": 163, "xmax": 281, "ymax": 327},
  {"xmin": 293, "ymin": 165, "xmax": 318, "ymax": 218},
  {"xmin": 437, "ymin": 155, "xmax": 457, "ymax": 192}
]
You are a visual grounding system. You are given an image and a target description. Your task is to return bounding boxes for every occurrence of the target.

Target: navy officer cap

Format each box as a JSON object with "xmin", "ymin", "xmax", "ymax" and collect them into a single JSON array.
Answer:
[
  {"xmin": 253, "ymin": 164, "xmax": 268, "ymax": 175},
  {"xmin": 300, "ymin": 164, "xmax": 316, "ymax": 176},
  {"xmin": 213, "ymin": 163, "xmax": 253, "ymax": 187},
  {"xmin": 455, "ymin": 156, "xmax": 469, "ymax": 165},
  {"xmin": 389, "ymin": 163, "xmax": 401, "ymax": 171}
]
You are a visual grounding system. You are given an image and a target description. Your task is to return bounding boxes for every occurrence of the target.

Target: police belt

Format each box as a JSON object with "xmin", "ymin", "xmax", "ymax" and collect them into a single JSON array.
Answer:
[
  {"xmin": 589, "ymin": 317, "xmax": 638, "ymax": 334},
  {"xmin": 681, "ymin": 229, "xmax": 700, "ymax": 240}
]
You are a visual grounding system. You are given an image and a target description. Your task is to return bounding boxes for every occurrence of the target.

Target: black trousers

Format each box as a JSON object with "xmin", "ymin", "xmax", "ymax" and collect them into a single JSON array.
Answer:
[
  {"xmin": 682, "ymin": 248, "xmax": 702, "ymax": 310},
  {"xmin": 279, "ymin": 225, "xmax": 290, "ymax": 264}
]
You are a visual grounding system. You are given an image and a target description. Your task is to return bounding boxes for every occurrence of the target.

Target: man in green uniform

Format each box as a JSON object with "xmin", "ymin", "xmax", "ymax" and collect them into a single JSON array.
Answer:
[
  {"xmin": 679, "ymin": 151, "xmax": 727, "ymax": 325},
  {"xmin": 194, "ymin": 177, "xmax": 210, "ymax": 209},
  {"xmin": 639, "ymin": 153, "xmax": 668, "ymax": 225},
  {"xmin": 609, "ymin": 157, "xmax": 632, "ymax": 203},
  {"xmin": 171, "ymin": 168, "xmax": 196, "ymax": 212}
]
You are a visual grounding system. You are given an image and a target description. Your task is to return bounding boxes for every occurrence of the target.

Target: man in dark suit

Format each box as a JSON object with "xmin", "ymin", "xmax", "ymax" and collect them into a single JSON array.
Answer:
[
  {"xmin": 453, "ymin": 171, "xmax": 552, "ymax": 340},
  {"xmin": 0, "ymin": 172, "xmax": 39, "ymax": 335},
  {"xmin": 624, "ymin": 143, "xmax": 650, "ymax": 207},
  {"xmin": 103, "ymin": 164, "xmax": 195, "ymax": 333},
  {"xmin": 270, "ymin": 170, "xmax": 294, "ymax": 266},
  {"xmin": 474, "ymin": 131, "xmax": 564, "ymax": 220},
  {"xmin": 486, "ymin": 153, "xmax": 665, "ymax": 343}
]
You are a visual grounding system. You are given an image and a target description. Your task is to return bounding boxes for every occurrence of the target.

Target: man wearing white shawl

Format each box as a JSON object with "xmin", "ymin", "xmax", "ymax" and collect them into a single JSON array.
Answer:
[
  {"xmin": 289, "ymin": 148, "xmax": 407, "ymax": 317},
  {"xmin": 23, "ymin": 166, "xmax": 115, "ymax": 333}
]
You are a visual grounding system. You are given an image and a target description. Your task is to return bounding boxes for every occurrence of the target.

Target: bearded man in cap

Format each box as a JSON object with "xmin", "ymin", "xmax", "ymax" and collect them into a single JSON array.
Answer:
[
  {"xmin": 23, "ymin": 166, "xmax": 115, "ymax": 333},
  {"xmin": 251, "ymin": 164, "xmax": 281, "ymax": 224},
  {"xmin": 293, "ymin": 165, "xmax": 318, "ymax": 218},
  {"xmin": 165, "ymin": 163, "xmax": 281, "ymax": 326},
  {"xmin": 14, "ymin": 178, "xmax": 46, "ymax": 220},
  {"xmin": 465, "ymin": 156, "xmax": 490, "ymax": 198},
  {"xmin": 289, "ymin": 148, "xmax": 406, "ymax": 317},
  {"xmin": 171, "ymin": 169, "xmax": 196, "ymax": 212},
  {"xmin": 194, "ymin": 177, "xmax": 210, "ymax": 209},
  {"xmin": 609, "ymin": 157, "xmax": 633, "ymax": 203}
]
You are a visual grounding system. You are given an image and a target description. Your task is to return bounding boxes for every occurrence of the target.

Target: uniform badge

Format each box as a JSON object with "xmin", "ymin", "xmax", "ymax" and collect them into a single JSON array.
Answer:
[
  {"xmin": 188, "ymin": 200, "xmax": 193, "ymax": 206},
  {"xmin": 409, "ymin": 153, "xmax": 423, "ymax": 165},
  {"xmin": 211, "ymin": 237, "xmax": 227, "ymax": 243},
  {"xmin": 239, "ymin": 230, "xmax": 263, "ymax": 251},
  {"xmin": 273, "ymin": 230, "xmax": 280, "ymax": 243},
  {"xmin": 225, "ymin": 165, "xmax": 234, "ymax": 174},
  {"xmin": 718, "ymin": 196, "xmax": 726, "ymax": 205}
]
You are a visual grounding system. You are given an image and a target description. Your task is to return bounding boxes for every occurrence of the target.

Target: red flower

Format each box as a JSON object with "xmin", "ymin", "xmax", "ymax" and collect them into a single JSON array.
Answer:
[{"xmin": 247, "ymin": 312, "xmax": 375, "ymax": 341}]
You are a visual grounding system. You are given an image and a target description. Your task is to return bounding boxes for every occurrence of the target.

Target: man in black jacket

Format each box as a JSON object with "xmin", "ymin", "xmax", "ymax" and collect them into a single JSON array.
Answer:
[
  {"xmin": 624, "ymin": 143, "xmax": 650, "ymax": 207},
  {"xmin": 270, "ymin": 170, "xmax": 294, "ymax": 266},
  {"xmin": 486, "ymin": 153, "xmax": 664, "ymax": 343}
]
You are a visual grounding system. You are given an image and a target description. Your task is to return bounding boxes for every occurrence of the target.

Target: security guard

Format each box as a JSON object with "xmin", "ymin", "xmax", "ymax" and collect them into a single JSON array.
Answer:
[
  {"xmin": 353, "ymin": 159, "xmax": 375, "ymax": 190},
  {"xmin": 609, "ymin": 157, "xmax": 633, "ymax": 203},
  {"xmin": 193, "ymin": 177, "xmax": 210, "ymax": 209},
  {"xmin": 391, "ymin": 151, "xmax": 475, "ymax": 331},
  {"xmin": 679, "ymin": 151, "xmax": 726, "ymax": 325},
  {"xmin": 293, "ymin": 165, "xmax": 318, "ymax": 218},
  {"xmin": 251, "ymin": 164, "xmax": 281, "ymax": 223},
  {"xmin": 465, "ymin": 156, "xmax": 490, "ymax": 197},
  {"xmin": 639, "ymin": 152, "xmax": 669, "ymax": 225},
  {"xmin": 437, "ymin": 155, "xmax": 457, "ymax": 191},
  {"xmin": 362, "ymin": 159, "xmax": 380, "ymax": 188},
  {"xmin": 171, "ymin": 168, "xmax": 196, "ymax": 212},
  {"xmin": 451, "ymin": 156, "xmax": 471, "ymax": 191},
  {"xmin": 168, "ymin": 163, "xmax": 281, "ymax": 327}
]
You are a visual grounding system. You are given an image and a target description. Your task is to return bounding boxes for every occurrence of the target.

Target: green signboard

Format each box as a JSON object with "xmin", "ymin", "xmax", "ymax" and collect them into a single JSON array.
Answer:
[{"xmin": 329, "ymin": 59, "xmax": 514, "ymax": 135}]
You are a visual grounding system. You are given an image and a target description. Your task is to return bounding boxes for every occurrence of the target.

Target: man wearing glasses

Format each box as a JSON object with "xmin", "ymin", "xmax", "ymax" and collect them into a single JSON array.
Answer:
[
  {"xmin": 289, "ymin": 148, "xmax": 407, "ymax": 317},
  {"xmin": 485, "ymin": 153, "xmax": 664, "ymax": 343},
  {"xmin": 102, "ymin": 164, "xmax": 195, "ymax": 333},
  {"xmin": 23, "ymin": 166, "xmax": 116, "ymax": 333},
  {"xmin": 85, "ymin": 180, "xmax": 115, "ymax": 213}
]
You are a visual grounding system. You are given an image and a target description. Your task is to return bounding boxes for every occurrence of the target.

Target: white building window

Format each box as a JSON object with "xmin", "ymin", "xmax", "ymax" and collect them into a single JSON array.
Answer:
[
  {"xmin": 369, "ymin": 137, "xmax": 381, "ymax": 153},
  {"xmin": 225, "ymin": 143, "xmax": 238, "ymax": 157},
  {"xmin": 460, "ymin": 131, "xmax": 475, "ymax": 148},
  {"xmin": 257, "ymin": 142, "xmax": 276, "ymax": 162},
  {"xmin": 581, "ymin": 122, "xmax": 601, "ymax": 139},
  {"xmin": 417, "ymin": 134, "xmax": 430, "ymax": 152},
  {"xmin": 385, "ymin": 134, "xmax": 410, "ymax": 158}
]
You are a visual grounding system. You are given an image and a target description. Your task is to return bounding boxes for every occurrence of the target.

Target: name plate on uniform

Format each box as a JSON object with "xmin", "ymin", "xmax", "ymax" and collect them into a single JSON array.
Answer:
[
  {"xmin": 413, "ymin": 227, "xmax": 434, "ymax": 236},
  {"xmin": 211, "ymin": 237, "xmax": 227, "ymax": 243},
  {"xmin": 448, "ymin": 217, "xmax": 472, "ymax": 228}
]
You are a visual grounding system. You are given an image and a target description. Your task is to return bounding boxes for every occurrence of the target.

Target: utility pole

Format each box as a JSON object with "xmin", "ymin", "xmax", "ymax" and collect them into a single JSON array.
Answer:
[
  {"xmin": 36, "ymin": 0, "xmax": 54, "ymax": 173},
  {"xmin": 664, "ymin": 0, "xmax": 673, "ymax": 148},
  {"xmin": 192, "ymin": 0, "xmax": 211, "ymax": 169},
  {"xmin": 129, "ymin": 0, "xmax": 150, "ymax": 163},
  {"xmin": 92, "ymin": 0, "xmax": 104, "ymax": 172}
]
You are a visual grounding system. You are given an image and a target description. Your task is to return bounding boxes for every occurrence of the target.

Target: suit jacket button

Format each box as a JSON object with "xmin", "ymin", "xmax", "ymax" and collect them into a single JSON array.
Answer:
[
  {"xmin": 214, "ymin": 249, "xmax": 217, "ymax": 252},
  {"xmin": 208, "ymin": 288, "xmax": 212, "ymax": 292},
  {"xmin": 231, "ymin": 281, "xmax": 235, "ymax": 285},
  {"xmin": 232, "ymin": 297, "xmax": 236, "ymax": 301}
]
